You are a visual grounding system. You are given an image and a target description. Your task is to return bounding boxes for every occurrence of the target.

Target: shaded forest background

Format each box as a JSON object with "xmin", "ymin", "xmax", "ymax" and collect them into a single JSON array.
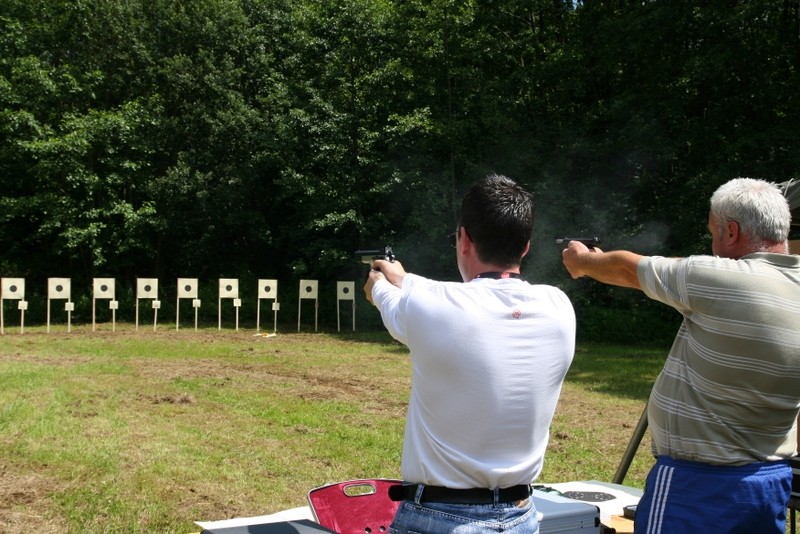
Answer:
[{"xmin": 2, "ymin": 0, "xmax": 799, "ymax": 340}]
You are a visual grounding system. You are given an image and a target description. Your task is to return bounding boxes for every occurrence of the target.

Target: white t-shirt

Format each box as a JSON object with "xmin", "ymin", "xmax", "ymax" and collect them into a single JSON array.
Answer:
[{"xmin": 371, "ymin": 273, "xmax": 576, "ymax": 489}]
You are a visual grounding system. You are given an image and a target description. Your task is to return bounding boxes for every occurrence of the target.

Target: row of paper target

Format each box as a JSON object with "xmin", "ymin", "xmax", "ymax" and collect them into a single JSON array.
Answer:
[{"xmin": 0, "ymin": 277, "xmax": 358, "ymax": 303}]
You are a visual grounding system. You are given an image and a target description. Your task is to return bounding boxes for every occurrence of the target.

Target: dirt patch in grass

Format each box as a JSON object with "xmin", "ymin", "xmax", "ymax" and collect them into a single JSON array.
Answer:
[
  {"xmin": 129, "ymin": 347, "xmax": 409, "ymax": 418},
  {"xmin": 0, "ymin": 469, "xmax": 65, "ymax": 534}
]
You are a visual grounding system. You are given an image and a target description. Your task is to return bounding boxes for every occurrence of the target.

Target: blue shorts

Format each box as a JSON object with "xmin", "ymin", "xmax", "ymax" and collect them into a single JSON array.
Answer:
[{"xmin": 635, "ymin": 456, "xmax": 792, "ymax": 534}]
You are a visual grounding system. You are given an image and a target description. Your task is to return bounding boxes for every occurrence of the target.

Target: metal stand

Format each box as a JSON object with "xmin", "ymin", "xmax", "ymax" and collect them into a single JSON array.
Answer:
[
  {"xmin": 257, "ymin": 279, "xmax": 279, "ymax": 334},
  {"xmin": 612, "ymin": 403, "xmax": 648, "ymax": 484},
  {"xmin": 218, "ymin": 279, "xmax": 240, "ymax": 331},
  {"xmin": 297, "ymin": 280, "xmax": 319, "ymax": 332},
  {"xmin": 336, "ymin": 281, "xmax": 355, "ymax": 332},
  {"xmin": 1, "ymin": 278, "xmax": 26, "ymax": 335},
  {"xmin": 47, "ymin": 278, "xmax": 71, "ymax": 333},
  {"xmin": 176, "ymin": 278, "xmax": 199, "ymax": 331}
]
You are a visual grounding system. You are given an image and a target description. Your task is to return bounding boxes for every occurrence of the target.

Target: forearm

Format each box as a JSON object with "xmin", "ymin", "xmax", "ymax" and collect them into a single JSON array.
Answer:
[
  {"xmin": 563, "ymin": 247, "xmax": 643, "ymax": 289},
  {"xmin": 371, "ymin": 278, "xmax": 407, "ymax": 344}
]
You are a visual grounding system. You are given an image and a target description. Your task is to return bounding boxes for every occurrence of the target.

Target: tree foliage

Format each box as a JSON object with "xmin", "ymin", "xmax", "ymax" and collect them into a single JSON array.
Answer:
[{"xmin": 1, "ymin": 0, "xmax": 798, "ymax": 332}]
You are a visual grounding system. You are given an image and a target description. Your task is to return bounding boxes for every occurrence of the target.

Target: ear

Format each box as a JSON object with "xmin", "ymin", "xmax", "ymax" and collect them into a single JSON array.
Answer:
[
  {"xmin": 725, "ymin": 220, "xmax": 740, "ymax": 244},
  {"xmin": 520, "ymin": 240, "xmax": 531, "ymax": 259},
  {"xmin": 459, "ymin": 226, "xmax": 472, "ymax": 255}
]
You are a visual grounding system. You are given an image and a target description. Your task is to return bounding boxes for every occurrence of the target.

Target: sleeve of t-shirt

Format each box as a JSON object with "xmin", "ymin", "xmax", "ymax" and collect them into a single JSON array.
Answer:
[
  {"xmin": 371, "ymin": 274, "xmax": 419, "ymax": 345},
  {"xmin": 637, "ymin": 255, "xmax": 693, "ymax": 313}
]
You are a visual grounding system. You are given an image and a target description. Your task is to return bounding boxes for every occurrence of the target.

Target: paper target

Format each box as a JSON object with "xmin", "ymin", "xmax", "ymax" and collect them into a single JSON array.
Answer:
[
  {"xmin": 219, "ymin": 278, "xmax": 239, "ymax": 299},
  {"xmin": 177, "ymin": 278, "xmax": 198, "ymax": 298},
  {"xmin": 1, "ymin": 278, "xmax": 25, "ymax": 300},
  {"xmin": 137, "ymin": 278, "xmax": 159, "ymax": 299},
  {"xmin": 258, "ymin": 279, "xmax": 278, "ymax": 299},
  {"xmin": 337, "ymin": 281, "xmax": 355, "ymax": 301},
  {"xmin": 299, "ymin": 280, "xmax": 319, "ymax": 299},
  {"xmin": 93, "ymin": 278, "xmax": 115, "ymax": 299},
  {"xmin": 48, "ymin": 278, "xmax": 71, "ymax": 300}
]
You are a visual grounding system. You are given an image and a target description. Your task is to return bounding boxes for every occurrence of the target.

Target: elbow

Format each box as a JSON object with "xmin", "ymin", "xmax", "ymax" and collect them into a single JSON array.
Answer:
[{"xmin": 625, "ymin": 271, "xmax": 642, "ymax": 290}]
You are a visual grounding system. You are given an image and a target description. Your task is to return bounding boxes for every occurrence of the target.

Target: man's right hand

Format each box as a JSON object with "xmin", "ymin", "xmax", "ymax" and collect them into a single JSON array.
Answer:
[
  {"xmin": 561, "ymin": 240, "xmax": 600, "ymax": 279},
  {"xmin": 363, "ymin": 260, "xmax": 406, "ymax": 305},
  {"xmin": 372, "ymin": 259, "xmax": 406, "ymax": 288}
]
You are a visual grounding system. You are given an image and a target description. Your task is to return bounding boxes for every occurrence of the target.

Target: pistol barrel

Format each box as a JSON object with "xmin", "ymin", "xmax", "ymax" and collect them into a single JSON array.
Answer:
[
  {"xmin": 355, "ymin": 246, "xmax": 396, "ymax": 264},
  {"xmin": 555, "ymin": 237, "xmax": 601, "ymax": 248}
]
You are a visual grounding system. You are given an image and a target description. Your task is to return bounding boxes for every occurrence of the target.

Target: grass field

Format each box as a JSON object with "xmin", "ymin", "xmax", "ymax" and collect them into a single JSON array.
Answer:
[{"xmin": 0, "ymin": 326, "xmax": 794, "ymax": 533}]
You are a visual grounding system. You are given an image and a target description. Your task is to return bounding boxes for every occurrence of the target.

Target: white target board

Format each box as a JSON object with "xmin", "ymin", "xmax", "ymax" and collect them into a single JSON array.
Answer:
[
  {"xmin": 48, "ymin": 278, "xmax": 71, "ymax": 300},
  {"xmin": 177, "ymin": 278, "xmax": 198, "ymax": 298},
  {"xmin": 93, "ymin": 278, "xmax": 115, "ymax": 299},
  {"xmin": 337, "ymin": 281, "xmax": 355, "ymax": 301},
  {"xmin": 1, "ymin": 278, "xmax": 25, "ymax": 300},
  {"xmin": 219, "ymin": 278, "xmax": 239, "ymax": 299},
  {"xmin": 299, "ymin": 280, "xmax": 319, "ymax": 300},
  {"xmin": 137, "ymin": 278, "xmax": 159, "ymax": 299},
  {"xmin": 258, "ymin": 279, "xmax": 278, "ymax": 299}
]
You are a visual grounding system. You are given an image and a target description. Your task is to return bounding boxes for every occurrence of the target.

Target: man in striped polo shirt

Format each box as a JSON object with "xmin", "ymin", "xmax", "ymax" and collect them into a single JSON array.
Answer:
[{"xmin": 561, "ymin": 177, "xmax": 800, "ymax": 533}]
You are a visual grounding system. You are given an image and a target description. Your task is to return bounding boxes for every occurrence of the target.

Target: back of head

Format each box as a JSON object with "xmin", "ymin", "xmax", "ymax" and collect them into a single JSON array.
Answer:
[
  {"xmin": 459, "ymin": 174, "xmax": 533, "ymax": 268},
  {"xmin": 710, "ymin": 178, "xmax": 791, "ymax": 247}
]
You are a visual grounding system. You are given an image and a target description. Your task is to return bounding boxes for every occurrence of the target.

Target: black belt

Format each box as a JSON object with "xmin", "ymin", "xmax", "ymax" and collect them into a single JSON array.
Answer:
[{"xmin": 388, "ymin": 484, "xmax": 531, "ymax": 504}]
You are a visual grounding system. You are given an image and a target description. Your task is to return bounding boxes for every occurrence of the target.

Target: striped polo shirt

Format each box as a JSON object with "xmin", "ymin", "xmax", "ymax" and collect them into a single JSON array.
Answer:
[{"xmin": 638, "ymin": 252, "xmax": 800, "ymax": 465}]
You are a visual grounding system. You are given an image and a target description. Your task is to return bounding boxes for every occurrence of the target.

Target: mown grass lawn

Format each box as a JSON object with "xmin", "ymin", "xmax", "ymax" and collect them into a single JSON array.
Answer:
[{"xmin": 1, "ymin": 326, "xmax": 790, "ymax": 533}]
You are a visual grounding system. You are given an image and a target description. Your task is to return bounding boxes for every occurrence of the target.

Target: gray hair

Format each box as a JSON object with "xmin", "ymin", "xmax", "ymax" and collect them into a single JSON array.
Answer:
[{"xmin": 710, "ymin": 178, "xmax": 791, "ymax": 245}]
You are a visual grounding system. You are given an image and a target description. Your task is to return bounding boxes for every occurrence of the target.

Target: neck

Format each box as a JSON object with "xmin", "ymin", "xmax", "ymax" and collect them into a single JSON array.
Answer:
[
  {"xmin": 466, "ymin": 264, "xmax": 520, "ymax": 282},
  {"xmin": 474, "ymin": 271, "xmax": 524, "ymax": 280},
  {"xmin": 734, "ymin": 240, "xmax": 789, "ymax": 258}
]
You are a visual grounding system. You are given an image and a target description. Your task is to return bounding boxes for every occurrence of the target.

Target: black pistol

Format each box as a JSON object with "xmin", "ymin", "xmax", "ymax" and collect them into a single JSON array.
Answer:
[
  {"xmin": 355, "ymin": 246, "xmax": 396, "ymax": 265},
  {"xmin": 555, "ymin": 237, "xmax": 602, "ymax": 248}
]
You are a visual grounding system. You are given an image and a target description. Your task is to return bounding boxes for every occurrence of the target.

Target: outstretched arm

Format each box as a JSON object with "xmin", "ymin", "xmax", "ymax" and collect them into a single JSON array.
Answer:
[
  {"xmin": 363, "ymin": 259, "xmax": 406, "ymax": 304},
  {"xmin": 561, "ymin": 241, "xmax": 643, "ymax": 290}
]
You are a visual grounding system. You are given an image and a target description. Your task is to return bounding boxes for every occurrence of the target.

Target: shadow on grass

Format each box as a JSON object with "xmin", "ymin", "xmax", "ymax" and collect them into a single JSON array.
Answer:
[
  {"xmin": 332, "ymin": 330, "xmax": 410, "ymax": 354},
  {"xmin": 565, "ymin": 343, "xmax": 668, "ymax": 401}
]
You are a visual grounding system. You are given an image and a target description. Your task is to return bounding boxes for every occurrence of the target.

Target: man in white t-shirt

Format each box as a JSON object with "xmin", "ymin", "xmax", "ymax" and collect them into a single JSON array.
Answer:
[{"xmin": 365, "ymin": 174, "xmax": 576, "ymax": 534}]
